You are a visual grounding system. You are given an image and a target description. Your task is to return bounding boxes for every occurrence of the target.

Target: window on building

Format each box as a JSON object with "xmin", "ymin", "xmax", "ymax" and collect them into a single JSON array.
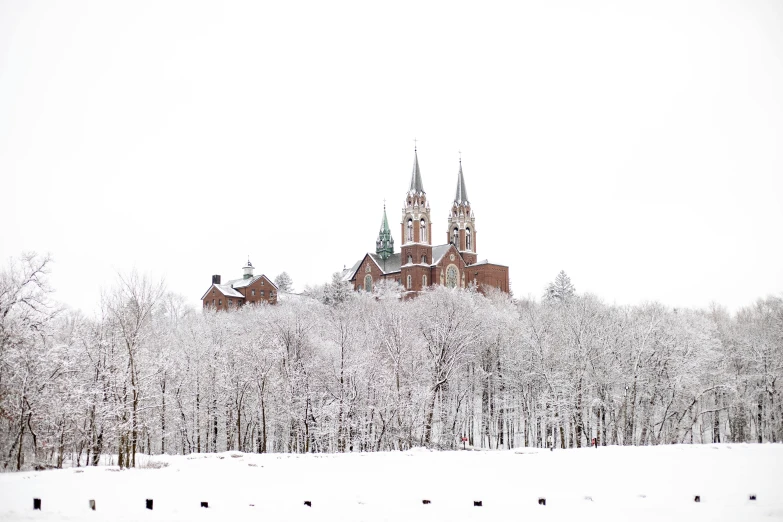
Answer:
[
  {"xmin": 229, "ymin": 299, "xmax": 233, "ymax": 306},
  {"xmin": 407, "ymin": 218, "xmax": 413, "ymax": 242},
  {"xmin": 261, "ymin": 291, "xmax": 265, "ymax": 297},
  {"xmin": 421, "ymin": 254, "xmax": 426, "ymax": 264},
  {"xmin": 261, "ymin": 280, "xmax": 265, "ymax": 285},
  {"xmin": 452, "ymin": 228, "xmax": 459, "ymax": 246},
  {"xmin": 252, "ymin": 289, "xmax": 256, "ymax": 296},
  {"xmin": 365, "ymin": 274, "xmax": 372, "ymax": 293},
  {"xmin": 219, "ymin": 299, "xmax": 222, "ymax": 306},
  {"xmin": 422, "ymin": 275, "xmax": 427, "ymax": 287},
  {"xmin": 406, "ymin": 275, "xmax": 412, "ymax": 289},
  {"xmin": 420, "ymin": 218, "xmax": 427, "ymax": 242},
  {"xmin": 212, "ymin": 299, "xmax": 215, "ymax": 306},
  {"xmin": 407, "ymin": 254, "xmax": 413, "ymax": 264},
  {"xmin": 466, "ymin": 228, "xmax": 472, "ymax": 250}
]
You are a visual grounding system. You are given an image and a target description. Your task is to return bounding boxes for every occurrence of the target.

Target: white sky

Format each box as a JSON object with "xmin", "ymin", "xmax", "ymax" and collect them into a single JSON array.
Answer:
[{"xmin": 1, "ymin": 0, "xmax": 782, "ymax": 315}]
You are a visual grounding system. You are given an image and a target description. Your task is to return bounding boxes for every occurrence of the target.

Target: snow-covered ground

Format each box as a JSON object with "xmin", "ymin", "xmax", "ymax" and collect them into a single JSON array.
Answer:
[{"xmin": 1, "ymin": 444, "xmax": 781, "ymax": 521}]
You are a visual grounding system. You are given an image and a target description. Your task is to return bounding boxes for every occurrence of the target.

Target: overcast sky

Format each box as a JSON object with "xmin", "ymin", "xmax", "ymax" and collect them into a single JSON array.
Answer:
[{"xmin": 1, "ymin": 0, "xmax": 781, "ymax": 315}]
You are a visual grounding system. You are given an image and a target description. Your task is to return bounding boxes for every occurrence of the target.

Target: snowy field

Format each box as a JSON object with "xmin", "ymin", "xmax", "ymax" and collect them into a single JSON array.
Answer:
[{"xmin": 1, "ymin": 444, "xmax": 781, "ymax": 521}]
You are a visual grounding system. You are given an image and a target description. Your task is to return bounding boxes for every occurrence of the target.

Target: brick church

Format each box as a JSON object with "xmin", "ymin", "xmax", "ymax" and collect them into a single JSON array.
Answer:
[{"xmin": 341, "ymin": 149, "xmax": 509, "ymax": 294}]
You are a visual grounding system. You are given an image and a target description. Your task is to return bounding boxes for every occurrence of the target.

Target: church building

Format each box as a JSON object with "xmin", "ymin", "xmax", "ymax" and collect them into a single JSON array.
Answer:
[{"xmin": 341, "ymin": 149, "xmax": 509, "ymax": 295}]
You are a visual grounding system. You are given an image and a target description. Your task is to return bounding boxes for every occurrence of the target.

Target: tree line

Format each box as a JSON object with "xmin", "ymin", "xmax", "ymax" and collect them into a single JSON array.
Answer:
[{"xmin": 1, "ymin": 254, "xmax": 781, "ymax": 470}]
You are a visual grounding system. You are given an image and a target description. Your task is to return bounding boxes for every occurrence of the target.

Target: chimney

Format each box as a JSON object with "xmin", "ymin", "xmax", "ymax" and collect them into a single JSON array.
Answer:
[{"xmin": 212, "ymin": 275, "xmax": 221, "ymax": 285}]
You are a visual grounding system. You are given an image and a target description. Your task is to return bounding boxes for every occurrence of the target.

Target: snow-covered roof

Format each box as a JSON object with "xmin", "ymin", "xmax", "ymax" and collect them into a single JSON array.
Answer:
[
  {"xmin": 227, "ymin": 275, "xmax": 278, "ymax": 290},
  {"xmin": 200, "ymin": 284, "xmax": 245, "ymax": 300},
  {"xmin": 369, "ymin": 253, "xmax": 401, "ymax": 275},
  {"xmin": 341, "ymin": 259, "xmax": 363, "ymax": 282},
  {"xmin": 430, "ymin": 244, "xmax": 453, "ymax": 266},
  {"xmin": 468, "ymin": 259, "xmax": 509, "ymax": 268}
]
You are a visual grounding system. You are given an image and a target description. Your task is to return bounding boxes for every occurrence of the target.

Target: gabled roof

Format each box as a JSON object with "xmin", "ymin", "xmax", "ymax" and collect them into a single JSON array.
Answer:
[
  {"xmin": 343, "ymin": 252, "xmax": 403, "ymax": 282},
  {"xmin": 370, "ymin": 252, "xmax": 401, "ymax": 274},
  {"xmin": 454, "ymin": 160, "xmax": 469, "ymax": 205},
  {"xmin": 408, "ymin": 149, "xmax": 425, "ymax": 194},
  {"xmin": 431, "ymin": 244, "xmax": 455, "ymax": 266},
  {"xmin": 341, "ymin": 258, "xmax": 363, "ymax": 282},
  {"xmin": 227, "ymin": 274, "xmax": 279, "ymax": 291},
  {"xmin": 201, "ymin": 284, "xmax": 245, "ymax": 300}
]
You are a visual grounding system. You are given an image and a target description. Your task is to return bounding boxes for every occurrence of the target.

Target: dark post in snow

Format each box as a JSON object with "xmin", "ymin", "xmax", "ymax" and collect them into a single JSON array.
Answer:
[
  {"xmin": 33, "ymin": 498, "xmax": 41, "ymax": 510},
  {"xmin": 474, "ymin": 501, "xmax": 482, "ymax": 507},
  {"xmin": 304, "ymin": 501, "xmax": 312, "ymax": 507},
  {"xmin": 201, "ymin": 501, "xmax": 209, "ymax": 508},
  {"xmin": 749, "ymin": 494, "xmax": 757, "ymax": 501},
  {"xmin": 89, "ymin": 499, "xmax": 96, "ymax": 511},
  {"xmin": 694, "ymin": 496, "xmax": 701, "ymax": 503},
  {"xmin": 422, "ymin": 500, "xmax": 431, "ymax": 505},
  {"xmin": 538, "ymin": 497, "xmax": 546, "ymax": 506},
  {"xmin": 146, "ymin": 499, "xmax": 153, "ymax": 510}
]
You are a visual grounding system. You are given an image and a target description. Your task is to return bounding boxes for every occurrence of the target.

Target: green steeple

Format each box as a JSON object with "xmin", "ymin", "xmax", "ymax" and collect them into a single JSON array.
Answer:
[{"xmin": 375, "ymin": 204, "xmax": 394, "ymax": 260}]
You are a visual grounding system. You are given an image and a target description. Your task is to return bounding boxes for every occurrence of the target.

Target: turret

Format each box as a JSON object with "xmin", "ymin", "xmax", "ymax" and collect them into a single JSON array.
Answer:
[{"xmin": 242, "ymin": 259, "xmax": 254, "ymax": 279}]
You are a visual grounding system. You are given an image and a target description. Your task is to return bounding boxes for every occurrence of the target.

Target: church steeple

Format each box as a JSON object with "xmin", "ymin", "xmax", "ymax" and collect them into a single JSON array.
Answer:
[
  {"xmin": 375, "ymin": 204, "xmax": 394, "ymax": 261},
  {"xmin": 447, "ymin": 157, "xmax": 477, "ymax": 264},
  {"xmin": 454, "ymin": 159, "xmax": 469, "ymax": 205},
  {"xmin": 408, "ymin": 148, "xmax": 425, "ymax": 195}
]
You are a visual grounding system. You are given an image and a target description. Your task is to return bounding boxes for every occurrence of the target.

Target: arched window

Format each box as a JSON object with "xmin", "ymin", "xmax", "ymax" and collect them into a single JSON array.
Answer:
[
  {"xmin": 446, "ymin": 265, "xmax": 458, "ymax": 288},
  {"xmin": 407, "ymin": 254, "xmax": 413, "ymax": 264},
  {"xmin": 421, "ymin": 254, "xmax": 426, "ymax": 264},
  {"xmin": 364, "ymin": 274, "xmax": 372, "ymax": 293},
  {"xmin": 420, "ymin": 218, "xmax": 427, "ymax": 242},
  {"xmin": 407, "ymin": 219, "xmax": 413, "ymax": 242},
  {"xmin": 466, "ymin": 228, "xmax": 472, "ymax": 251},
  {"xmin": 406, "ymin": 275, "xmax": 412, "ymax": 289},
  {"xmin": 422, "ymin": 274, "xmax": 427, "ymax": 287},
  {"xmin": 452, "ymin": 228, "xmax": 459, "ymax": 247}
]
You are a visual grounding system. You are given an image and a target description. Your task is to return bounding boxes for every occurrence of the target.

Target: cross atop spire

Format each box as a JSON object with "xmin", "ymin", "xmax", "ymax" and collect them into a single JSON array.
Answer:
[
  {"xmin": 454, "ymin": 158, "xmax": 469, "ymax": 205},
  {"xmin": 408, "ymin": 148, "xmax": 425, "ymax": 195}
]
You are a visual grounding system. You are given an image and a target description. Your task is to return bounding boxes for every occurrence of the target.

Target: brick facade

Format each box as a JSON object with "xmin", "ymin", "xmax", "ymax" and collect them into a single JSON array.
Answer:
[
  {"xmin": 201, "ymin": 265, "xmax": 278, "ymax": 310},
  {"xmin": 343, "ymin": 149, "xmax": 510, "ymax": 297}
]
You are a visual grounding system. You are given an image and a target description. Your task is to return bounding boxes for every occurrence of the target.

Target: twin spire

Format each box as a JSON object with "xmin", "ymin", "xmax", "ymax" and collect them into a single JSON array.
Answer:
[
  {"xmin": 378, "ymin": 147, "xmax": 470, "ymax": 256},
  {"xmin": 408, "ymin": 147, "xmax": 468, "ymax": 204},
  {"xmin": 408, "ymin": 148, "xmax": 425, "ymax": 195},
  {"xmin": 454, "ymin": 159, "xmax": 469, "ymax": 206}
]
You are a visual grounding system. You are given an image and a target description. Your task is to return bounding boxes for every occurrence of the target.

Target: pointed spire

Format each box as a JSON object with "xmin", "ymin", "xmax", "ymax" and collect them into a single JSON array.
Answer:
[
  {"xmin": 408, "ymin": 148, "xmax": 425, "ymax": 194},
  {"xmin": 379, "ymin": 202, "xmax": 390, "ymax": 233},
  {"xmin": 454, "ymin": 158, "xmax": 469, "ymax": 205},
  {"xmin": 376, "ymin": 203, "xmax": 394, "ymax": 260}
]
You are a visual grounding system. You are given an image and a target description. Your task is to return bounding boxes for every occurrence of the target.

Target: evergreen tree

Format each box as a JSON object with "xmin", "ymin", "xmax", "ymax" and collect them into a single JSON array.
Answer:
[
  {"xmin": 544, "ymin": 270, "xmax": 576, "ymax": 302},
  {"xmin": 274, "ymin": 272, "xmax": 294, "ymax": 293}
]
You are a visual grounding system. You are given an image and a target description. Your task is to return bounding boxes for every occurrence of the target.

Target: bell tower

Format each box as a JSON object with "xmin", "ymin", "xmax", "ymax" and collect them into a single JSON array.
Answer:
[
  {"xmin": 400, "ymin": 147, "xmax": 433, "ymax": 292},
  {"xmin": 446, "ymin": 158, "xmax": 477, "ymax": 265}
]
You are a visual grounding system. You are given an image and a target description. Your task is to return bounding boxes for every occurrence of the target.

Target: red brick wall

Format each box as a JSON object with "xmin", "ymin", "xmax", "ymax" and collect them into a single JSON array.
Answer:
[{"xmin": 470, "ymin": 264, "xmax": 510, "ymax": 293}]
